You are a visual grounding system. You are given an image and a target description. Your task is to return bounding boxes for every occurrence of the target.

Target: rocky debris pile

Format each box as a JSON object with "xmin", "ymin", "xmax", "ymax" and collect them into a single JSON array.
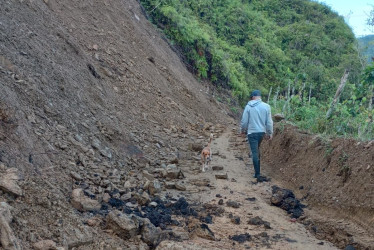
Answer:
[{"xmin": 271, "ymin": 185, "xmax": 305, "ymax": 218}]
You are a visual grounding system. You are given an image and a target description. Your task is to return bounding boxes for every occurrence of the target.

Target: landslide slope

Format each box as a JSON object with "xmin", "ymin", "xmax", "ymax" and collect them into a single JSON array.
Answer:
[{"xmin": 0, "ymin": 0, "xmax": 229, "ymax": 248}]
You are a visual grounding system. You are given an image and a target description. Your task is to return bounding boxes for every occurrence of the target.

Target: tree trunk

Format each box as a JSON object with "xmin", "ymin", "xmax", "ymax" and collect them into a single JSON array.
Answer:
[
  {"xmin": 267, "ymin": 86, "xmax": 272, "ymax": 103},
  {"xmin": 326, "ymin": 69, "xmax": 350, "ymax": 119},
  {"xmin": 308, "ymin": 84, "xmax": 312, "ymax": 104}
]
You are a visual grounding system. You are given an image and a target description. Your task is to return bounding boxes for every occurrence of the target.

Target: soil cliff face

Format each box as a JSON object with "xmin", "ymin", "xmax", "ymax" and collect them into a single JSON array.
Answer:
[
  {"xmin": 0, "ymin": 0, "xmax": 229, "ymax": 248},
  {"xmin": 262, "ymin": 123, "xmax": 374, "ymax": 248}
]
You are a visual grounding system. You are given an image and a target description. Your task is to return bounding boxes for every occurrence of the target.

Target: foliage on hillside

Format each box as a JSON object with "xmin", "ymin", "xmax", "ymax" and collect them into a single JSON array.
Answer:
[
  {"xmin": 140, "ymin": 0, "xmax": 361, "ymax": 102},
  {"xmin": 358, "ymin": 35, "xmax": 374, "ymax": 63},
  {"xmin": 140, "ymin": 0, "xmax": 373, "ymax": 140}
]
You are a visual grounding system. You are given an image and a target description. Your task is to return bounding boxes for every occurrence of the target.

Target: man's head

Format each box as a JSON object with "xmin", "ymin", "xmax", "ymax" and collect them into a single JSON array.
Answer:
[{"xmin": 250, "ymin": 90, "xmax": 261, "ymax": 100}]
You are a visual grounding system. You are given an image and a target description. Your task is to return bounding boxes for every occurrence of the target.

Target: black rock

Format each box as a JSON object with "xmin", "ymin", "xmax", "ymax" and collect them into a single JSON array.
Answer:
[{"xmin": 230, "ymin": 233, "xmax": 251, "ymax": 243}]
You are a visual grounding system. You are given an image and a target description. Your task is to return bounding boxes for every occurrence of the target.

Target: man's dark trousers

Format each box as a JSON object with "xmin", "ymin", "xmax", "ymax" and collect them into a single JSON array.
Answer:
[{"xmin": 248, "ymin": 132, "xmax": 265, "ymax": 178}]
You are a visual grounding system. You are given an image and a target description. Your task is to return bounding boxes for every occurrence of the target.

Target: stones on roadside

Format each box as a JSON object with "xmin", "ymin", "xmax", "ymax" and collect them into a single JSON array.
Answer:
[
  {"xmin": 189, "ymin": 178, "xmax": 210, "ymax": 187},
  {"xmin": 248, "ymin": 216, "xmax": 271, "ymax": 229},
  {"xmin": 165, "ymin": 182, "xmax": 176, "ymax": 189},
  {"xmin": 140, "ymin": 218, "xmax": 162, "ymax": 247},
  {"xmin": 133, "ymin": 191, "xmax": 150, "ymax": 206},
  {"xmin": 229, "ymin": 233, "xmax": 251, "ymax": 243},
  {"xmin": 165, "ymin": 165, "xmax": 184, "ymax": 179},
  {"xmin": 273, "ymin": 113, "xmax": 285, "ymax": 122},
  {"xmin": 70, "ymin": 171, "xmax": 83, "ymax": 181},
  {"xmin": 142, "ymin": 170, "xmax": 155, "ymax": 181},
  {"xmin": 71, "ymin": 188, "xmax": 101, "ymax": 212},
  {"xmin": 175, "ymin": 181, "xmax": 187, "ymax": 191},
  {"xmin": 271, "ymin": 185, "xmax": 304, "ymax": 218},
  {"xmin": 215, "ymin": 173, "xmax": 228, "ymax": 180},
  {"xmin": 188, "ymin": 219, "xmax": 215, "ymax": 241},
  {"xmin": 0, "ymin": 168, "xmax": 23, "ymax": 197},
  {"xmin": 0, "ymin": 202, "xmax": 21, "ymax": 250},
  {"xmin": 188, "ymin": 143, "xmax": 203, "ymax": 152},
  {"xmin": 231, "ymin": 216, "xmax": 240, "ymax": 224},
  {"xmin": 245, "ymin": 197, "xmax": 256, "ymax": 202},
  {"xmin": 33, "ymin": 240, "xmax": 58, "ymax": 250},
  {"xmin": 226, "ymin": 200, "xmax": 240, "ymax": 208},
  {"xmin": 212, "ymin": 166, "xmax": 224, "ymax": 171},
  {"xmin": 107, "ymin": 211, "xmax": 141, "ymax": 240},
  {"xmin": 86, "ymin": 217, "xmax": 102, "ymax": 227},
  {"xmin": 148, "ymin": 180, "xmax": 161, "ymax": 195}
]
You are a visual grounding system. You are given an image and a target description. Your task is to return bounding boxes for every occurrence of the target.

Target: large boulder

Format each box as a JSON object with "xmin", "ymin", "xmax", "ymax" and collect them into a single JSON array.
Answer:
[
  {"xmin": 0, "ymin": 202, "xmax": 21, "ymax": 250},
  {"xmin": 140, "ymin": 218, "xmax": 162, "ymax": 247},
  {"xmin": 107, "ymin": 211, "xmax": 141, "ymax": 240},
  {"xmin": 0, "ymin": 168, "xmax": 23, "ymax": 197},
  {"xmin": 71, "ymin": 189, "xmax": 101, "ymax": 212}
]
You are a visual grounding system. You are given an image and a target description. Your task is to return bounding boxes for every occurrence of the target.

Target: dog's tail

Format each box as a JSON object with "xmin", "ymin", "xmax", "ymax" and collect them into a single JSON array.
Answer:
[{"xmin": 208, "ymin": 133, "xmax": 213, "ymax": 146}]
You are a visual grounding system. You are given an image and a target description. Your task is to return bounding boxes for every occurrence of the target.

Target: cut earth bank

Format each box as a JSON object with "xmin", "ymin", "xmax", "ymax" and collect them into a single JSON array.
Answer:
[{"xmin": 262, "ymin": 123, "xmax": 374, "ymax": 249}]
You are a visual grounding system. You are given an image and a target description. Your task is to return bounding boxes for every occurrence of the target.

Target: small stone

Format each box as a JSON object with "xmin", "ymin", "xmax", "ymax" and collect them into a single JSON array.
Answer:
[
  {"xmin": 215, "ymin": 173, "xmax": 228, "ymax": 180},
  {"xmin": 102, "ymin": 193, "xmax": 111, "ymax": 203},
  {"xmin": 107, "ymin": 211, "xmax": 141, "ymax": 240},
  {"xmin": 226, "ymin": 200, "xmax": 240, "ymax": 208},
  {"xmin": 273, "ymin": 113, "xmax": 285, "ymax": 122},
  {"xmin": 33, "ymin": 240, "xmax": 57, "ymax": 250},
  {"xmin": 218, "ymin": 199, "xmax": 224, "ymax": 205},
  {"xmin": 71, "ymin": 189, "xmax": 101, "ymax": 212},
  {"xmin": 142, "ymin": 170, "xmax": 155, "ymax": 181},
  {"xmin": 165, "ymin": 182, "xmax": 176, "ymax": 189},
  {"xmin": 0, "ymin": 202, "xmax": 20, "ymax": 249},
  {"xmin": 70, "ymin": 171, "xmax": 83, "ymax": 181},
  {"xmin": 87, "ymin": 217, "xmax": 102, "ymax": 227},
  {"xmin": 0, "ymin": 168, "xmax": 23, "ymax": 196},
  {"xmin": 175, "ymin": 181, "xmax": 187, "ymax": 191},
  {"xmin": 231, "ymin": 216, "xmax": 240, "ymax": 224},
  {"xmin": 212, "ymin": 166, "xmax": 224, "ymax": 171},
  {"xmin": 149, "ymin": 202, "xmax": 158, "ymax": 208},
  {"xmin": 148, "ymin": 180, "xmax": 161, "ymax": 195}
]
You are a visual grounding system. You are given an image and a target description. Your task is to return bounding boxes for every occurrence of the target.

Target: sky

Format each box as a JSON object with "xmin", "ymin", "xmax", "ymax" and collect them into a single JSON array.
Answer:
[{"xmin": 317, "ymin": 0, "xmax": 373, "ymax": 37}]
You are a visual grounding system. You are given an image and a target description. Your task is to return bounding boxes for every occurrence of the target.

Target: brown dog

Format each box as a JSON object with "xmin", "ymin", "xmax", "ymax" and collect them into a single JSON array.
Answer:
[{"xmin": 201, "ymin": 133, "xmax": 213, "ymax": 172}]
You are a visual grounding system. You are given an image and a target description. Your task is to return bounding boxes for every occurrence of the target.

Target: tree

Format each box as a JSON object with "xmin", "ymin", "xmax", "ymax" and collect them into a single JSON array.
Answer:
[{"xmin": 367, "ymin": 5, "xmax": 374, "ymax": 32}]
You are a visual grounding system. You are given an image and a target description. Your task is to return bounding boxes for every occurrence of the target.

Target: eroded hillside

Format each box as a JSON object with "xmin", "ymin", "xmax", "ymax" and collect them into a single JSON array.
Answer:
[{"xmin": 0, "ymin": 0, "xmax": 230, "ymax": 248}]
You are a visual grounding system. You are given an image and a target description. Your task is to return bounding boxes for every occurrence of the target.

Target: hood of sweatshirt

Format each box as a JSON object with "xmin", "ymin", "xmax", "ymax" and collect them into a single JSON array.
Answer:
[{"xmin": 247, "ymin": 99, "xmax": 262, "ymax": 107}]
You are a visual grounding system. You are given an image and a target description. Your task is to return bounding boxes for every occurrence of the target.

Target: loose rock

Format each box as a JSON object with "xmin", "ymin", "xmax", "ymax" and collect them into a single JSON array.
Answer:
[{"xmin": 71, "ymin": 189, "xmax": 101, "ymax": 212}]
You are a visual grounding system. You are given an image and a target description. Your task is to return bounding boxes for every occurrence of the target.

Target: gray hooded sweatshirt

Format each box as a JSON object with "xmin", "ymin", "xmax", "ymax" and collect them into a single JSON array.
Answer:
[{"xmin": 240, "ymin": 99, "xmax": 273, "ymax": 135}]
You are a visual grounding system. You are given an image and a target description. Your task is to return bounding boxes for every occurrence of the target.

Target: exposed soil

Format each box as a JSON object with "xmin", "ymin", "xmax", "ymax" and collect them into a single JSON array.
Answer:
[
  {"xmin": 262, "ymin": 123, "xmax": 374, "ymax": 249},
  {"xmin": 0, "ymin": 0, "xmax": 373, "ymax": 249}
]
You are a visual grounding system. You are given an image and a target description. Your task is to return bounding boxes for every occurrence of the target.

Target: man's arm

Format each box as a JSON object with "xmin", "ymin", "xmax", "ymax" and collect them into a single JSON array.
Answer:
[
  {"xmin": 240, "ymin": 105, "xmax": 249, "ymax": 134},
  {"xmin": 266, "ymin": 105, "xmax": 273, "ymax": 139}
]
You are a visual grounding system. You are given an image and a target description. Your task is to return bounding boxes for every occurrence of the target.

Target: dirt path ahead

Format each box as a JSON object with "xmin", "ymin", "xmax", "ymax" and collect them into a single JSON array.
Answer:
[{"xmin": 176, "ymin": 127, "xmax": 338, "ymax": 249}]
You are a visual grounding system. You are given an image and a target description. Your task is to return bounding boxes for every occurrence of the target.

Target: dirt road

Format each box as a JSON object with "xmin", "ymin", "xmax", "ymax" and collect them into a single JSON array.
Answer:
[{"xmin": 168, "ymin": 127, "xmax": 337, "ymax": 249}]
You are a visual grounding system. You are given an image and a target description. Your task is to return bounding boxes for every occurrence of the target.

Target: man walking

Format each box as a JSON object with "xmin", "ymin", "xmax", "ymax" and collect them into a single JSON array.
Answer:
[{"xmin": 240, "ymin": 90, "xmax": 273, "ymax": 180}]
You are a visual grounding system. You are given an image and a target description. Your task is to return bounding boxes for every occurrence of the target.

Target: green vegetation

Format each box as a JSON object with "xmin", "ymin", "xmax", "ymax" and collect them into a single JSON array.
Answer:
[
  {"xmin": 358, "ymin": 35, "xmax": 374, "ymax": 63},
  {"xmin": 140, "ymin": 0, "xmax": 373, "ymax": 140}
]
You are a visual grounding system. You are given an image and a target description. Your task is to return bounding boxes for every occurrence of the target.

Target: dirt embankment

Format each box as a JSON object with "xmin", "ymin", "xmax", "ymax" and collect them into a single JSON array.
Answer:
[
  {"xmin": 1, "ymin": 0, "xmax": 230, "ymax": 248},
  {"xmin": 262, "ymin": 123, "xmax": 374, "ymax": 249}
]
